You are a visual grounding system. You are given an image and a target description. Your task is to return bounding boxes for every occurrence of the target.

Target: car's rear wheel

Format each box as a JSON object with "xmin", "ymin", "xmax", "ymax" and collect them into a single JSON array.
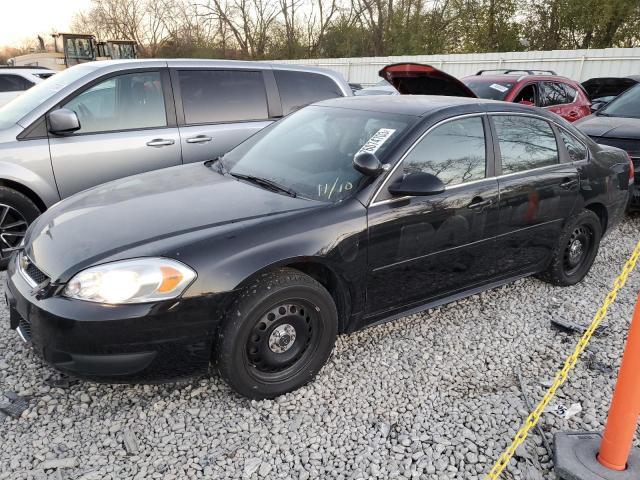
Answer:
[
  {"xmin": 0, "ymin": 188, "xmax": 41, "ymax": 267},
  {"xmin": 216, "ymin": 268, "xmax": 338, "ymax": 399},
  {"xmin": 538, "ymin": 209, "xmax": 601, "ymax": 286}
]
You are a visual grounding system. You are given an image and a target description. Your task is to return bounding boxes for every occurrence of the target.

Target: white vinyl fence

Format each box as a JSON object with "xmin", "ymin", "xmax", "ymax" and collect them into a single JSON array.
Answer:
[{"xmin": 272, "ymin": 48, "xmax": 640, "ymax": 85}]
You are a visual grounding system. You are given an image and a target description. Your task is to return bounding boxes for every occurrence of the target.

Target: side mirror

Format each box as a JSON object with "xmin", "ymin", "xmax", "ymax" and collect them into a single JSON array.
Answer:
[
  {"xmin": 48, "ymin": 108, "xmax": 80, "ymax": 135},
  {"xmin": 353, "ymin": 152, "xmax": 386, "ymax": 177},
  {"xmin": 388, "ymin": 172, "xmax": 445, "ymax": 196}
]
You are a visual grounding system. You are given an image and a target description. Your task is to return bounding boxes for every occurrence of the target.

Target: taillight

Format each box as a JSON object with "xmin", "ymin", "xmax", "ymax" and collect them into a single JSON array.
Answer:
[{"xmin": 627, "ymin": 152, "xmax": 635, "ymax": 184}]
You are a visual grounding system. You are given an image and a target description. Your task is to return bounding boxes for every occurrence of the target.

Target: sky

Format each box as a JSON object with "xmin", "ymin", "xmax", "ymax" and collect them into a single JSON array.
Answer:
[{"xmin": 0, "ymin": 0, "xmax": 93, "ymax": 48}]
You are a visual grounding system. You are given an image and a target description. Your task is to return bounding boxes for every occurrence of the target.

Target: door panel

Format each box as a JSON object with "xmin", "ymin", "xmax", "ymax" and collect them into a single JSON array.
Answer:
[
  {"xmin": 366, "ymin": 179, "xmax": 501, "ymax": 317},
  {"xmin": 48, "ymin": 70, "xmax": 181, "ymax": 198},
  {"xmin": 491, "ymin": 114, "xmax": 578, "ymax": 273},
  {"xmin": 364, "ymin": 114, "xmax": 500, "ymax": 320},
  {"xmin": 49, "ymin": 128, "xmax": 182, "ymax": 197},
  {"xmin": 174, "ymin": 69, "xmax": 274, "ymax": 163},
  {"xmin": 180, "ymin": 121, "xmax": 272, "ymax": 163}
]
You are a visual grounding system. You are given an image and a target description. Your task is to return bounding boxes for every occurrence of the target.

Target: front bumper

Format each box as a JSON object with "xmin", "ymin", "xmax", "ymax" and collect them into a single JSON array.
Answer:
[{"xmin": 5, "ymin": 254, "xmax": 229, "ymax": 382}]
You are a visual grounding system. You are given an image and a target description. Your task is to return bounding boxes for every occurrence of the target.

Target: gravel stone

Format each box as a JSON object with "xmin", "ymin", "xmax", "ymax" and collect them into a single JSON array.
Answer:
[{"xmin": 0, "ymin": 215, "xmax": 638, "ymax": 479}]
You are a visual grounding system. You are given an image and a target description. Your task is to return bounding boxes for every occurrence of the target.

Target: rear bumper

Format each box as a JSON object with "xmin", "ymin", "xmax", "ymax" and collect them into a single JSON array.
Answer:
[{"xmin": 5, "ymin": 254, "xmax": 230, "ymax": 382}]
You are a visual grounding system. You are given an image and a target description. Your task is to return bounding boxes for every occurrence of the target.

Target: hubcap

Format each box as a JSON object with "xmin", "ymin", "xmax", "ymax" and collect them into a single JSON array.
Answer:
[
  {"xmin": 0, "ymin": 204, "xmax": 28, "ymax": 258},
  {"xmin": 268, "ymin": 323, "xmax": 297, "ymax": 353}
]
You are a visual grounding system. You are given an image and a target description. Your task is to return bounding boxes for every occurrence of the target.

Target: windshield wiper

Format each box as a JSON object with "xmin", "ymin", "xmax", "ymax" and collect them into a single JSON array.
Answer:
[{"xmin": 230, "ymin": 172, "xmax": 297, "ymax": 198}]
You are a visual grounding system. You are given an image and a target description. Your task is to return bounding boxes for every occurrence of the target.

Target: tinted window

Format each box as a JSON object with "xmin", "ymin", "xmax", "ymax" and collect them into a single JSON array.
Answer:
[
  {"xmin": 539, "ymin": 82, "xmax": 570, "ymax": 106},
  {"xmin": 493, "ymin": 115, "xmax": 558, "ymax": 174},
  {"xmin": 513, "ymin": 84, "xmax": 536, "ymax": 104},
  {"xmin": 462, "ymin": 78, "xmax": 515, "ymax": 101},
  {"xmin": 223, "ymin": 106, "xmax": 414, "ymax": 202},
  {"xmin": 178, "ymin": 70, "xmax": 268, "ymax": 124},
  {"xmin": 561, "ymin": 130, "xmax": 587, "ymax": 162},
  {"xmin": 402, "ymin": 116, "xmax": 486, "ymax": 185},
  {"xmin": 274, "ymin": 70, "xmax": 343, "ymax": 115},
  {"xmin": 64, "ymin": 71, "xmax": 166, "ymax": 134},
  {"xmin": 562, "ymin": 84, "xmax": 577, "ymax": 102},
  {"xmin": 0, "ymin": 75, "xmax": 27, "ymax": 92}
]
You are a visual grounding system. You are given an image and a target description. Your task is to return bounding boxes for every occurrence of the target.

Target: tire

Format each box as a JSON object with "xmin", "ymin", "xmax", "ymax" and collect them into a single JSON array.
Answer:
[
  {"xmin": 537, "ymin": 209, "xmax": 602, "ymax": 286},
  {"xmin": 0, "ymin": 187, "xmax": 41, "ymax": 268},
  {"xmin": 216, "ymin": 268, "xmax": 338, "ymax": 399}
]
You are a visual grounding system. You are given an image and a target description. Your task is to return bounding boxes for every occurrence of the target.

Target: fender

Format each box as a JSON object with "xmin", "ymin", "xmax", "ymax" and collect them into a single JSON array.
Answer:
[{"xmin": 0, "ymin": 159, "xmax": 60, "ymax": 208}]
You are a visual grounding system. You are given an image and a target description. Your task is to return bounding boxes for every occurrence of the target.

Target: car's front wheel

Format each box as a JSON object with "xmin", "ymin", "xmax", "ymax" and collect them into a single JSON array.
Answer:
[
  {"xmin": 538, "ymin": 209, "xmax": 602, "ymax": 286},
  {"xmin": 0, "ymin": 187, "xmax": 41, "ymax": 267},
  {"xmin": 216, "ymin": 268, "xmax": 338, "ymax": 399}
]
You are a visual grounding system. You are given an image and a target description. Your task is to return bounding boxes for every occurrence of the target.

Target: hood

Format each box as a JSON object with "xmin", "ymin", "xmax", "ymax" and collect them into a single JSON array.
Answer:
[
  {"xmin": 25, "ymin": 162, "xmax": 323, "ymax": 280},
  {"xmin": 379, "ymin": 63, "xmax": 477, "ymax": 98},
  {"xmin": 581, "ymin": 77, "xmax": 638, "ymax": 101},
  {"xmin": 576, "ymin": 114, "xmax": 640, "ymax": 140}
]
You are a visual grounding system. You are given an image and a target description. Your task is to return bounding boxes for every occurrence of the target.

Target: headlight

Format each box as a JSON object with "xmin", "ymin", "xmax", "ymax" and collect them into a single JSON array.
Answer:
[{"xmin": 63, "ymin": 258, "xmax": 196, "ymax": 304}]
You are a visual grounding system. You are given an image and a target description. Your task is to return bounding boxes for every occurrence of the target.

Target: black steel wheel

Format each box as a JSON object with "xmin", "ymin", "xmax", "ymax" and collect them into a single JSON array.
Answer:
[
  {"xmin": 538, "ymin": 209, "xmax": 601, "ymax": 286},
  {"xmin": 0, "ymin": 188, "xmax": 41, "ymax": 267},
  {"xmin": 216, "ymin": 268, "xmax": 338, "ymax": 399},
  {"xmin": 562, "ymin": 225, "xmax": 593, "ymax": 276}
]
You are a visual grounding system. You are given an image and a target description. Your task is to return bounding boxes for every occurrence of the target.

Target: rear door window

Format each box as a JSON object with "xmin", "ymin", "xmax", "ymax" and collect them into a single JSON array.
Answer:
[
  {"xmin": 493, "ymin": 115, "xmax": 559, "ymax": 174},
  {"xmin": 560, "ymin": 130, "xmax": 588, "ymax": 162},
  {"xmin": 178, "ymin": 70, "xmax": 269, "ymax": 124},
  {"xmin": 539, "ymin": 82, "xmax": 570, "ymax": 106},
  {"xmin": 274, "ymin": 70, "xmax": 343, "ymax": 115}
]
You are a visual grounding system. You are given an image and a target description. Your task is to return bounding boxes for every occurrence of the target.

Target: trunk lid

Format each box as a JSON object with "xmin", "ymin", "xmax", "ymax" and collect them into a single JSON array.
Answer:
[{"xmin": 379, "ymin": 63, "xmax": 477, "ymax": 98}]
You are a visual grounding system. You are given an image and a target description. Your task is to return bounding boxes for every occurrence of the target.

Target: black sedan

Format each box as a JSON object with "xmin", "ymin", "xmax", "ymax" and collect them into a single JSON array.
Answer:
[
  {"xmin": 6, "ymin": 96, "xmax": 632, "ymax": 399},
  {"xmin": 576, "ymin": 83, "xmax": 640, "ymax": 210}
]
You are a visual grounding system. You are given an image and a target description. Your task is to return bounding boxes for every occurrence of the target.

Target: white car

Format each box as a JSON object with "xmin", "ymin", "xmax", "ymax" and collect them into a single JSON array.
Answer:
[{"xmin": 0, "ymin": 67, "xmax": 54, "ymax": 107}]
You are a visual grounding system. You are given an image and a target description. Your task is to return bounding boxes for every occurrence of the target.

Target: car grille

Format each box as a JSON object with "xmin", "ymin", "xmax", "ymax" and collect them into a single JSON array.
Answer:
[{"xmin": 19, "ymin": 253, "xmax": 49, "ymax": 286}]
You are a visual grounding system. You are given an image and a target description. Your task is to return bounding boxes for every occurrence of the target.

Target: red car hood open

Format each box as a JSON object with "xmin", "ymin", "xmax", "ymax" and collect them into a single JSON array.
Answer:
[{"xmin": 379, "ymin": 63, "xmax": 477, "ymax": 98}]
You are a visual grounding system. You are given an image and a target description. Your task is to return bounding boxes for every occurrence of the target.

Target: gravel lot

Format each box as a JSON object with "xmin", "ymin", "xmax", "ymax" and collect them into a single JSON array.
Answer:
[{"xmin": 1, "ymin": 214, "xmax": 639, "ymax": 480}]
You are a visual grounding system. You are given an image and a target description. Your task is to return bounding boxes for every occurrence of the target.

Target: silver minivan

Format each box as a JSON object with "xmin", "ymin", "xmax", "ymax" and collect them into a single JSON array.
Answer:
[{"xmin": 0, "ymin": 59, "xmax": 351, "ymax": 261}]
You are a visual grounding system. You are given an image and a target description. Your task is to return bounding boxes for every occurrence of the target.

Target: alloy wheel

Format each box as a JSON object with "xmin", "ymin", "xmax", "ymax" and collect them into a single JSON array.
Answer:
[{"xmin": 0, "ymin": 204, "xmax": 28, "ymax": 259}]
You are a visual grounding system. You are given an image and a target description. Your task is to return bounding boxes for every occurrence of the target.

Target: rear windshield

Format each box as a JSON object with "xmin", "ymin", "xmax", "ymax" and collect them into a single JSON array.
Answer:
[{"xmin": 462, "ymin": 78, "xmax": 516, "ymax": 101}]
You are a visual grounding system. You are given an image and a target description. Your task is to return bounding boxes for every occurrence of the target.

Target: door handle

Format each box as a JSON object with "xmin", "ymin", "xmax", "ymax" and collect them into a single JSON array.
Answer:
[
  {"xmin": 467, "ymin": 197, "xmax": 493, "ymax": 211},
  {"xmin": 186, "ymin": 135, "xmax": 212, "ymax": 144},
  {"xmin": 559, "ymin": 178, "xmax": 579, "ymax": 190},
  {"xmin": 146, "ymin": 139, "xmax": 175, "ymax": 147}
]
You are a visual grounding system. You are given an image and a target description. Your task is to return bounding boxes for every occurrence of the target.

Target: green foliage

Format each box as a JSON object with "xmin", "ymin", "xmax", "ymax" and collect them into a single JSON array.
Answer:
[{"xmin": 73, "ymin": 0, "xmax": 640, "ymax": 60}]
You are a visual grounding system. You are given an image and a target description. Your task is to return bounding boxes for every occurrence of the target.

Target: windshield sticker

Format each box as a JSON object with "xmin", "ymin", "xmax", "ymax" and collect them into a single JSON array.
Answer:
[
  {"xmin": 357, "ymin": 128, "xmax": 397, "ymax": 155},
  {"xmin": 489, "ymin": 83, "xmax": 509, "ymax": 93}
]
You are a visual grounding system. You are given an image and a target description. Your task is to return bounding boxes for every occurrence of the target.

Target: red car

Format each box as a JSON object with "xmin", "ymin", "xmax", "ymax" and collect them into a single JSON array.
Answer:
[
  {"xmin": 461, "ymin": 69, "xmax": 592, "ymax": 122},
  {"xmin": 377, "ymin": 64, "xmax": 591, "ymax": 123}
]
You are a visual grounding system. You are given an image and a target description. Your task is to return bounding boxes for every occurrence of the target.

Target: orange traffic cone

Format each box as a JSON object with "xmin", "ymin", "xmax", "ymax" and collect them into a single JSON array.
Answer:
[{"xmin": 554, "ymin": 293, "xmax": 640, "ymax": 479}]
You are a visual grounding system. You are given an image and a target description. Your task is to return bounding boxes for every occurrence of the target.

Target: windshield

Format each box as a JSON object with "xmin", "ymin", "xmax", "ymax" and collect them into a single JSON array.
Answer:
[
  {"xmin": 223, "ymin": 105, "xmax": 415, "ymax": 202},
  {"xmin": 463, "ymin": 78, "xmax": 515, "ymax": 100},
  {"xmin": 600, "ymin": 84, "xmax": 640, "ymax": 119},
  {"xmin": 0, "ymin": 64, "xmax": 99, "ymax": 129}
]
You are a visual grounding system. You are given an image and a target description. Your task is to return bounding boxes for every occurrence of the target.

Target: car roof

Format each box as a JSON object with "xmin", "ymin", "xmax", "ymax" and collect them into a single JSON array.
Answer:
[
  {"xmin": 463, "ymin": 73, "xmax": 574, "ymax": 83},
  {"xmin": 315, "ymin": 94, "xmax": 557, "ymax": 117},
  {"xmin": 86, "ymin": 58, "xmax": 343, "ymax": 76},
  {"xmin": 0, "ymin": 68, "xmax": 52, "ymax": 74}
]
